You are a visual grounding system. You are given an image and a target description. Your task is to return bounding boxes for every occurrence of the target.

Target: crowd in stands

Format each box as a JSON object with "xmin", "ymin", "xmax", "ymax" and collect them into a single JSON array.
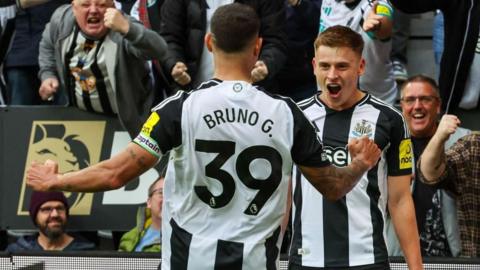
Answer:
[{"xmin": 0, "ymin": 0, "xmax": 479, "ymax": 267}]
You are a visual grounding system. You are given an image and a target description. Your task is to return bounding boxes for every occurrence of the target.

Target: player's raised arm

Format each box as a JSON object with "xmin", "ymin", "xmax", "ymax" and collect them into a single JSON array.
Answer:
[
  {"xmin": 299, "ymin": 136, "xmax": 381, "ymax": 200},
  {"xmin": 26, "ymin": 143, "xmax": 158, "ymax": 193}
]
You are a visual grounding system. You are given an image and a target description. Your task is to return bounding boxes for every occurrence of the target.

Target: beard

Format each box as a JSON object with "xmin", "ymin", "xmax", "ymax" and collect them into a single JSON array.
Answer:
[{"xmin": 38, "ymin": 218, "xmax": 66, "ymax": 240}]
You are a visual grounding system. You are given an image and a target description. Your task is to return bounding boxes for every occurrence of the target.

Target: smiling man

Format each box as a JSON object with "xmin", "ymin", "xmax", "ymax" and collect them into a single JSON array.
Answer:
[
  {"xmin": 387, "ymin": 75, "xmax": 470, "ymax": 257},
  {"xmin": 37, "ymin": 0, "xmax": 167, "ymax": 137},
  {"xmin": 6, "ymin": 191, "xmax": 95, "ymax": 251},
  {"xmin": 289, "ymin": 26, "xmax": 423, "ymax": 270},
  {"xmin": 401, "ymin": 76, "xmax": 441, "ymax": 138}
]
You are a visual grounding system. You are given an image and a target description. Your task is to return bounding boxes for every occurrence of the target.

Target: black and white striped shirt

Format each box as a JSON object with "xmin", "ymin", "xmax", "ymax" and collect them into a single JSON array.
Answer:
[
  {"xmin": 289, "ymin": 93, "xmax": 412, "ymax": 268},
  {"xmin": 65, "ymin": 27, "xmax": 116, "ymax": 115},
  {"xmin": 134, "ymin": 79, "xmax": 330, "ymax": 270}
]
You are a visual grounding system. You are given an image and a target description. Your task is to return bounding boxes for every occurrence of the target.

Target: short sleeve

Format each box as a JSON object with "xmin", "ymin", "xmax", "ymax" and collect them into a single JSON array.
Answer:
[
  {"xmin": 386, "ymin": 113, "xmax": 413, "ymax": 176},
  {"xmin": 133, "ymin": 91, "xmax": 187, "ymax": 158},
  {"xmin": 286, "ymin": 99, "xmax": 330, "ymax": 167}
]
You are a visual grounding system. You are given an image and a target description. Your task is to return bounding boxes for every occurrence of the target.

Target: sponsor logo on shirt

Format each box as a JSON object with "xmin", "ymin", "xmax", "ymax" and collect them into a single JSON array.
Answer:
[
  {"xmin": 399, "ymin": 139, "xmax": 413, "ymax": 169},
  {"xmin": 323, "ymin": 146, "xmax": 350, "ymax": 167}
]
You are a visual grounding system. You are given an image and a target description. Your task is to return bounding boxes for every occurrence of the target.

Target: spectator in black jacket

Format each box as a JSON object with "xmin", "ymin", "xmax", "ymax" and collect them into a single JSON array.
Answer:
[
  {"xmin": 160, "ymin": 0, "xmax": 287, "ymax": 93},
  {"xmin": 3, "ymin": 0, "xmax": 69, "ymax": 105},
  {"xmin": 275, "ymin": 0, "xmax": 320, "ymax": 102},
  {"xmin": 390, "ymin": 0, "xmax": 480, "ymax": 114},
  {"xmin": 0, "ymin": 0, "xmax": 51, "ymax": 8}
]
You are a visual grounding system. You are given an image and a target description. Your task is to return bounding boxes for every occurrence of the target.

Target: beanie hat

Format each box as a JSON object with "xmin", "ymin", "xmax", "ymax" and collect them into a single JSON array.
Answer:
[{"xmin": 29, "ymin": 191, "xmax": 69, "ymax": 225}]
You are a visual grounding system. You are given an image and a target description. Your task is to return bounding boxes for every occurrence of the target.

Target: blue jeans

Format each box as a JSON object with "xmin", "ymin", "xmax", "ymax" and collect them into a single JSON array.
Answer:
[
  {"xmin": 433, "ymin": 11, "xmax": 444, "ymax": 79},
  {"xmin": 4, "ymin": 66, "xmax": 67, "ymax": 105},
  {"xmin": 4, "ymin": 66, "xmax": 42, "ymax": 105}
]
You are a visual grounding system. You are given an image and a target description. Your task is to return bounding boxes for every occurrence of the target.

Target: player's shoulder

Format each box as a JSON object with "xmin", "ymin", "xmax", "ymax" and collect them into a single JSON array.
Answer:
[
  {"xmin": 258, "ymin": 87, "xmax": 296, "ymax": 103},
  {"xmin": 296, "ymin": 95, "xmax": 319, "ymax": 111},
  {"xmin": 259, "ymin": 90, "xmax": 312, "ymax": 118},
  {"xmin": 363, "ymin": 94, "xmax": 403, "ymax": 119},
  {"xmin": 151, "ymin": 90, "xmax": 191, "ymax": 113},
  {"xmin": 363, "ymin": 95, "xmax": 409, "ymax": 135},
  {"xmin": 195, "ymin": 78, "xmax": 223, "ymax": 91},
  {"xmin": 153, "ymin": 78, "xmax": 228, "ymax": 110}
]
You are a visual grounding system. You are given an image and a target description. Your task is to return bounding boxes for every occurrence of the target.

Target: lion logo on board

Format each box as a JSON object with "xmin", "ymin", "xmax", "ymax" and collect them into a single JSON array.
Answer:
[{"xmin": 18, "ymin": 121, "xmax": 105, "ymax": 216}]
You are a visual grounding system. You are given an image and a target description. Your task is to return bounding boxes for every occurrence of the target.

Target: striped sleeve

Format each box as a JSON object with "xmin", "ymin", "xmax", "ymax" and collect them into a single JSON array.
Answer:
[
  {"xmin": 286, "ymin": 98, "xmax": 330, "ymax": 167},
  {"xmin": 385, "ymin": 108, "xmax": 413, "ymax": 176},
  {"xmin": 133, "ymin": 91, "xmax": 187, "ymax": 158}
]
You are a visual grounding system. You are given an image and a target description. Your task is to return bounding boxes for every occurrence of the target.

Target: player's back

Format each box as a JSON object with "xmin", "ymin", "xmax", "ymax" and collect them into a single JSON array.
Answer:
[{"xmin": 159, "ymin": 79, "xmax": 303, "ymax": 270}]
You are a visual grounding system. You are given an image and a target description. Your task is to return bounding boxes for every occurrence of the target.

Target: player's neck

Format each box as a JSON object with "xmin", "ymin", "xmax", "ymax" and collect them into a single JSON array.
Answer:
[
  {"xmin": 319, "ymin": 88, "xmax": 365, "ymax": 111},
  {"xmin": 213, "ymin": 54, "xmax": 254, "ymax": 83}
]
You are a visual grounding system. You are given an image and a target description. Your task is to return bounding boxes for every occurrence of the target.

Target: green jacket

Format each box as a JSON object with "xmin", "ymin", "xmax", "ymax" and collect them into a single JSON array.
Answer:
[{"xmin": 118, "ymin": 205, "xmax": 161, "ymax": 252}]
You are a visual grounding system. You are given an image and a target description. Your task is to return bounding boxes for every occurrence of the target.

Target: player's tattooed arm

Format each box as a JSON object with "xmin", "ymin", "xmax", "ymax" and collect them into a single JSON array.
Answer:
[
  {"xmin": 299, "ymin": 157, "xmax": 371, "ymax": 201},
  {"xmin": 28, "ymin": 143, "xmax": 159, "ymax": 193},
  {"xmin": 59, "ymin": 143, "xmax": 156, "ymax": 191},
  {"xmin": 299, "ymin": 136, "xmax": 381, "ymax": 200},
  {"xmin": 128, "ymin": 147, "xmax": 149, "ymax": 171}
]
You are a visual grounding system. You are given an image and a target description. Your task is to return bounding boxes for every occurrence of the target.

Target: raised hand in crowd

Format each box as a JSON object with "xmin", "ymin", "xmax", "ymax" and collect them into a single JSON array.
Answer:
[
  {"xmin": 419, "ymin": 114, "xmax": 461, "ymax": 182},
  {"xmin": 103, "ymin": 7, "xmax": 130, "ymax": 34},
  {"xmin": 171, "ymin": 61, "xmax": 191, "ymax": 86},
  {"xmin": 251, "ymin": 60, "xmax": 268, "ymax": 83},
  {"xmin": 434, "ymin": 114, "xmax": 461, "ymax": 142},
  {"xmin": 362, "ymin": 1, "xmax": 392, "ymax": 40}
]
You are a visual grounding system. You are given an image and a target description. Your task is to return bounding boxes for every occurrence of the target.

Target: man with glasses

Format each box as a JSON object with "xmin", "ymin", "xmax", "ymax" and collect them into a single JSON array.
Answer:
[
  {"xmin": 6, "ymin": 191, "xmax": 95, "ymax": 251},
  {"xmin": 387, "ymin": 75, "xmax": 470, "ymax": 257},
  {"xmin": 119, "ymin": 175, "xmax": 164, "ymax": 252}
]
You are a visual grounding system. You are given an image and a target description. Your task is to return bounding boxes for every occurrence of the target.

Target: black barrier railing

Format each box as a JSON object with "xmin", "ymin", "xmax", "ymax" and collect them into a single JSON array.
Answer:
[{"xmin": 0, "ymin": 252, "xmax": 479, "ymax": 270}]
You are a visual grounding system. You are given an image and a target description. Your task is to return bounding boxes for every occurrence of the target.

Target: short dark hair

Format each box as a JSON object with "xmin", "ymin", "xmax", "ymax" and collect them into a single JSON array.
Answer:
[
  {"xmin": 211, "ymin": 3, "xmax": 260, "ymax": 53},
  {"xmin": 400, "ymin": 74, "xmax": 440, "ymax": 99},
  {"xmin": 314, "ymin": 25, "xmax": 364, "ymax": 56}
]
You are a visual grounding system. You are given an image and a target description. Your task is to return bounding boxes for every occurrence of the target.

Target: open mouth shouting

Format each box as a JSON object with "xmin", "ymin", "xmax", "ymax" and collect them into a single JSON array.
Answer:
[
  {"xmin": 326, "ymin": 83, "xmax": 342, "ymax": 96},
  {"xmin": 87, "ymin": 16, "xmax": 102, "ymax": 27},
  {"xmin": 79, "ymin": 14, "xmax": 108, "ymax": 38}
]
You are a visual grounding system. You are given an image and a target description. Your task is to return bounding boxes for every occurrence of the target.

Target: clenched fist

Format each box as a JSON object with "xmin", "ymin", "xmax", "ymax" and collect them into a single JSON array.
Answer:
[
  {"xmin": 348, "ymin": 136, "xmax": 381, "ymax": 171},
  {"xmin": 39, "ymin": 78, "xmax": 59, "ymax": 101},
  {"xmin": 171, "ymin": 62, "xmax": 192, "ymax": 86},
  {"xmin": 104, "ymin": 8, "xmax": 129, "ymax": 34}
]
